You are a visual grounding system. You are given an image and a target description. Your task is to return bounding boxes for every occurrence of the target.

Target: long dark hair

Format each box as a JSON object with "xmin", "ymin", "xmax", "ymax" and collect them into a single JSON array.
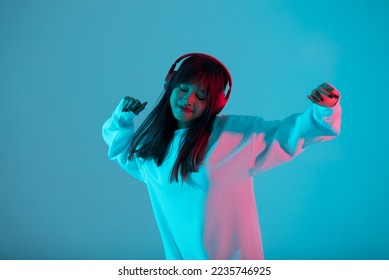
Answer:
[{"xmin": 129, "ymin": 55, "xmax": 229, "ymax": 182}]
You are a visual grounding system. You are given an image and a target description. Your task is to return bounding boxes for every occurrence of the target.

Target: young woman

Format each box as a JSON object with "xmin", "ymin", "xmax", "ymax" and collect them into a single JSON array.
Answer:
[{"xmin": 102, "ymin": 53, "xmax": 341, "ymax": 260}]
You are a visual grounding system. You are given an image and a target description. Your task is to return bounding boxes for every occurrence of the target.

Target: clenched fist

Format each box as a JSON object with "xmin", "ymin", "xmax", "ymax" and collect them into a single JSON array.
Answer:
[
  {"xmin": 308, "ymin": 82, "xmax": 340, "ymax": 107},
  {"xmin": 121, "ymin": 96, "xmax": 148, "ymax": 115}
]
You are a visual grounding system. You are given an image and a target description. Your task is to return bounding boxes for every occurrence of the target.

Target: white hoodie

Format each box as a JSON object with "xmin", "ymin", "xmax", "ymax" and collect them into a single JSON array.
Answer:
[{"xmin": 102, "ymin": 99, "xmax": 341, "ymax": 259}]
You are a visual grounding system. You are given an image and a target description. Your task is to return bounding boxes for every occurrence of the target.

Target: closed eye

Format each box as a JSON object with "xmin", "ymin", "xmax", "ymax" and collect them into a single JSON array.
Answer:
[
  {"xmin": 179, "ymin": 86, "xmax": 188, "ymax": 92},
  {"xmin": 179, "ymin": 85, "xmax": 208, "ymax": 100},
  {"xmin": 196, "ymin": 95, "xmax": 207, "ymax": 101}
]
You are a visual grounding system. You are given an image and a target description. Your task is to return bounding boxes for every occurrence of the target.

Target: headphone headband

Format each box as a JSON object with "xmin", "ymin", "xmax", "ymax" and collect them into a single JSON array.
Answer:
[{"xmin": 165, "ymin": 53, "xmax": 233, "ymax": 100}]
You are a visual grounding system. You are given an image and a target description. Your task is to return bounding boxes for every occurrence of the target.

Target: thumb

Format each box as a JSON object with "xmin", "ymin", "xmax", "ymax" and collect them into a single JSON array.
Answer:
[{"xmin": 132, "ymin": 101, "xmax": 148, "ymax": 115}]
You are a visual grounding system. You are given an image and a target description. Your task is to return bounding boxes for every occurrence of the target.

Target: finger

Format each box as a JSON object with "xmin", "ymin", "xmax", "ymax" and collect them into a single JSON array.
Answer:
[
  {"xmin": 123, "ymin": 96, "xmax": 133, "ymax": 103},
  {"xmin": 311, "ymin": 89, "xmax": 323, "ymax": 102},
  {"xmin": 123, "ymin": 99, "xmax": 134, "ymax": 112},
  {"xmin": 128, "ymin": 99, "xmax": 135, "ymax": 109},
  {"xmin": 317, "ymin": 87, "xmax": 331, "ymax": 98},
  {"xmin": 132, "ymin": 101, "xmax": 148, "ymax": 115},
  {"xmin": 122, "ymin": 99, "xmax": 129, "ymax": 112},
  {"xmin": 319, "ymin": 86, "xmax": 339, "ymax": 99},
  {"xmin": 308, "ymin": 91, "xmax": 321, "ymax": 102},
  {"xmin": 122, "ymin": 96, "xmax": 133, "ymax": 112},
  {"xmin": 131, "ymin": 99, "xmax": 142, "ymax": 111},
  {"xmin": 322, "ymin": 83, "xmax": 340, "ymax": 98},
  {"xmin": 307, "ymin": 95, "xmax": 319, "ymax": 104},
  {"xmin": 321, "ymin": 82, "xmax": 335, "ymax": 91},
  {"xmin": 139, "ymin": 101, "xmax": 148, "ymax": 111},
  {"xmin": 330, "ymin": 93, "xmax": 339, "ymax": 99}
]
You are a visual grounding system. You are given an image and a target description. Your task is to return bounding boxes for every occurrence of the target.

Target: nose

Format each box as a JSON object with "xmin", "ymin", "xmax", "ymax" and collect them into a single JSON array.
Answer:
[{"xmin": 181, "ymin": 90, "xmax": 196, "ymax": 105}]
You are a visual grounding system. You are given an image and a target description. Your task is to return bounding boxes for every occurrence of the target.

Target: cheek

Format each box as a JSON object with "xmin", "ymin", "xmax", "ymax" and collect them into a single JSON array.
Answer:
[
  {"xmin": 169, "ymin": 92, "xmax": 176, "ymax": 108},
  {"xmin": 196, "ymin": 102, "xmax": 207, "ymax": 115}
]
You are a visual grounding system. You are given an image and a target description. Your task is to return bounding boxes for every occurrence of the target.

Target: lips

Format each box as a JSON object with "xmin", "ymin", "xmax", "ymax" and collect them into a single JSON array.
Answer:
[{"xmin": 177, "ymin": 105, "xmax": 193, "ymax": 113}]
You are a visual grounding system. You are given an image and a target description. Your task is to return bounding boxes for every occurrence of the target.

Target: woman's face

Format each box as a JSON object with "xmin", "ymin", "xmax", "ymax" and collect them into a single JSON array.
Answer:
[{"xmin": 170, "ymin": 83, "xmax": 208, "ymax": 129}]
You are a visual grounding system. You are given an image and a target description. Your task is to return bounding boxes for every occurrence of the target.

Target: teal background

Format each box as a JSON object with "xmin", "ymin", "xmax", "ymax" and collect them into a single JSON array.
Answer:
[{"xmin": 1, "ymin": 0, "xmax": 388, "ymax": 259}]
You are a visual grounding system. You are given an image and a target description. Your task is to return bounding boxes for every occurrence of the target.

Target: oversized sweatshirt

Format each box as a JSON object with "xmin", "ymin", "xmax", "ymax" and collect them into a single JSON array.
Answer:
[{"xmin": 102, "ymin": 99, "xmax": 342, "ymax": 260}]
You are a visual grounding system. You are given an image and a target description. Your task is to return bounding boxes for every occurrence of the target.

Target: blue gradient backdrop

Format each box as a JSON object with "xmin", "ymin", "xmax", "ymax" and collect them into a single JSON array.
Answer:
[{"xmin": 1, "ymin": 0, "xmax": 388, "ymax": 259}]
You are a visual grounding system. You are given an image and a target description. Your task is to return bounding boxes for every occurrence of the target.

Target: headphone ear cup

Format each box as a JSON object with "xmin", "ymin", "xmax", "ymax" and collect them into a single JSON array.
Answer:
[
  {"xmin": 164, "ymin": 71, "xmax": 177, "ymax": 90},
  {"xmin": 213, "ymin": 93, "xmax": 228, "ymax": 114}
]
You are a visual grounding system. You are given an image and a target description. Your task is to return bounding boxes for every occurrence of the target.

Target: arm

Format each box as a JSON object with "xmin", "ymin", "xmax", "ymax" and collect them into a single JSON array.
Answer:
[
  {"xmin": 249, "ymin": 83, "xmax": 341, "ymax": 174},
  {"xmin": 102, "ymin": 97, "xmax": 147, "ymax": 182}
]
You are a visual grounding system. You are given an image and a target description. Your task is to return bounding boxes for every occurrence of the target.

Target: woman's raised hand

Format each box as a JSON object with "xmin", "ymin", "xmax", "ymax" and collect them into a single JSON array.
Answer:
[
  {"xmin": 121, "ymin": 96, "xmax": 148, "ymax": 115},
  {"xmin": 307, "ymin": 82, "xmax": 340, "ymax": 107}
]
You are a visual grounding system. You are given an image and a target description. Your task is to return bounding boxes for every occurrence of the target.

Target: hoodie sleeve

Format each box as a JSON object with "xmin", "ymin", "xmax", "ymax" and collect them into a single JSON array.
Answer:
[
  {"xmin": 102, "ymin": 99, "xmax": 145, "ymax": 182},
  {"xmin": 249, "ymin": 100, "xmax": 342, "ymax": 175}
]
